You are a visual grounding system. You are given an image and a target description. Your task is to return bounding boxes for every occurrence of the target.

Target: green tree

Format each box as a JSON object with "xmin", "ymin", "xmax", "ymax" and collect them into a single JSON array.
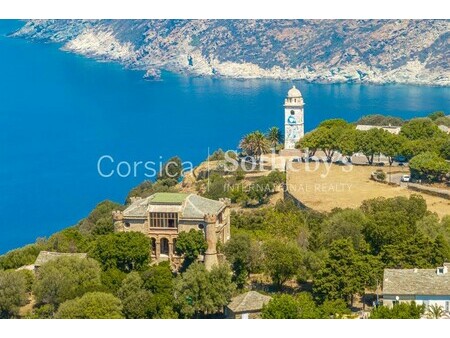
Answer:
[
  {"xmin": 319, "ymin": 118, "xmax": 350, "ymax": 129},
  {"xmin": 141, "ymin": 262, "xmax": 176, "ymax": 318},
  {"xmin": 117, "ymin": 272, "xmax": 152, "ymax": 319},
  {"xmin": 174, "ymin": 262, "xmax": 235, "ymax": 318},
  {"xmin": 440, "ymin": 138, "xmax": 450, "ymax": 160},
  {"xmin": 239, "ymin": 131, "xmax": 271, "ymax": 162},
  {"xmin": 432, "ymin": 235, "xmax": 450, "ymax": 265},
  {"xmin": 175, "ymin": 229, "xmax": 207, "ymax": 268},
  {"xmin": 356, "ymin": 114, "xmax": 404, "ymax": 126},
  {"xmin": 361, "ymin": 195, "xmax": 427, "ymax": 255},
  {"xmin": 266, "ymin": 126, "xmax": 283, "ymax": 148},
  {"xmin": 263, "ymin": 240, "xmax": 302, "ymax": 289},
  {"xmin": 369, "ymin": 302, "xmax": 424, "ymax": 319},
  {"xmin": 428, "ymin": 111, "xmax": 445, "ymax": 121},
  {"xmin": 409, "ymin": 152, "xmax": 449, "ymax": 182},
  {"xmin": 382, "ymin": 133, "xmax": 407, "ymax": 166},
  {"xmin": 0, "ymin": 270, "xmax": 28, "ymax": 318},
  {"xmin": 262, "ymin": 293, "xmax": 321, "ymax": 319},
  {"xmin": 0, "ymin": 242, "xmax": 46, "ymax": 270},
  {"xmin": 380, "ymin": 232, "xmax": 435, "ymax": 268},
  {"xmin": 33, "ymin": 256, "xmax": 102, "ymax": 307},
  {"xmin": 79, "ymin": 200, "xmax": 123, "ymax": 235},
  {"xmin": 45, "ymin": 227, "xmax": 91, "ymax": 253},
  {"xmin": 321, "ymin": 209, "xmax": 367, "ymax": 251},
  {"xmin": 100, "ymin": 267, "xmax": 127, "ymax": 294},
  {"xmin": 158, "ymin": 156, "xmax": 183, "ymax": 181},
  {"xmin": 298, "ymin": 127, "xmax": 339, "ymax": 161},
  {"xmin": 400, "ymin": 118, "xmax": 442, "ymax": 140},
  {"xmin": 208, "ymin": 148, "xmax": 226, "ymax": 161},
  {"xmin": 91, "ymin": 232, "xmax": 151, "ymax": 272},
  {"xmin": 356, "ymin": 128, "xmax": 389, "ymax": 165},
  {"xmin": 337, "ymin": 128, "xmax": 358, "ymax": 162},
  {"xmin": 55, "ymin": 292, "xmax": 123, "ymax": 319},
  {"xmin": 224, "ymin": 234, "xmax": 254, "ymax": 288},
  {"xmin": 313, "ymin": 239, "xmax": 364, "ymax": 306},
  {"xmin": 320, "ymin": 299, "xmax": 351, "ymax": 318}
]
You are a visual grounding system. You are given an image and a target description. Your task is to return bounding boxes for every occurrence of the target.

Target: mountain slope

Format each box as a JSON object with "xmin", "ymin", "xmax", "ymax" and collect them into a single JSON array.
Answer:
[{"xmin": 11, "ymin": 19, "xmax": 450, "ymax": 86}]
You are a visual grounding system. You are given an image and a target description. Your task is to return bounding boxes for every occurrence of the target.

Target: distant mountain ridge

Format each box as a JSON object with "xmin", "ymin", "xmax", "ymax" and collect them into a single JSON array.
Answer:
[{"xmin": 12, "ymin": 19, "xmax": 450, "ymax": 86}]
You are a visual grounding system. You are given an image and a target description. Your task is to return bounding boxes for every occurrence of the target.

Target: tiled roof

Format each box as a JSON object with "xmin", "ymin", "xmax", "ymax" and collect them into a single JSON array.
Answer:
[
  {"xmin": 34, "ymin": 251, "xmax": 87, "ymax": 267},
  {"xmin": 182, "ymin": 194, "xmax": 224, "ymax": 219},
  {"xmin": 227, "ymin": 291, "xmax": 272, "ymax": 313},
  {"xmin": 383, "ymin": 265, "xmax": 450, "ymax": 296},
  {"xmin": 122, "ymin": 193, "xmax": 225, "ymax": 219}
]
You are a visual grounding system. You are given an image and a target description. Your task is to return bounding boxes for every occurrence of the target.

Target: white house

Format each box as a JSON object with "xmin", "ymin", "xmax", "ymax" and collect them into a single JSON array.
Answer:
[
  {"xmin": 382, "ymin": 263, "xmax": 450, "ymax": 313},
  {"xmin": 356, "ymin": 124, "xmax": 401, "ymax": 134}
]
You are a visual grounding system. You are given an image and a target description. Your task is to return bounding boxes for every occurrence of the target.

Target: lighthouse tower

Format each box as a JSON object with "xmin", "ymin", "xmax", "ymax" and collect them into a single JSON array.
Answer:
[{"xmin": 284, "ymin": 85, "xmax": 305, "ymax": 150}]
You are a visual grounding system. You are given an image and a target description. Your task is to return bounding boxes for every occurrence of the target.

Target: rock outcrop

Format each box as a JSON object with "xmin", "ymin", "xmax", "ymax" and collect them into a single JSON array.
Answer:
[{"xmin": 11, "ymin": 19, "xmax": 450, "ymax": 86}]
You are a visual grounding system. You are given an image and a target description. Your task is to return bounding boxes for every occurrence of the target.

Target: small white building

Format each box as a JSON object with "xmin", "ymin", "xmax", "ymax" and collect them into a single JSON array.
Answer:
[
  {"xmin": 438, "ymin": 125, "xmax": 450, "ymax": 134},
  {"xmin": 225, "ymin": 291, "xmax": 272, "ymax": 319},
  {"xmin": 356, "ymin": 124, "xmax": 401, "ymax": 134},
  {"xmin": 382, "ymin": 264, "xmax": 450, "ymax": 313}
]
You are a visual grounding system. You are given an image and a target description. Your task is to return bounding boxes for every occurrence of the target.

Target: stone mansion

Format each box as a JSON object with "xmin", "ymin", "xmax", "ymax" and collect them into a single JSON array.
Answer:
[{"xmin": 113, "ymin": 193, "xmax": 231, "ymax": 270}]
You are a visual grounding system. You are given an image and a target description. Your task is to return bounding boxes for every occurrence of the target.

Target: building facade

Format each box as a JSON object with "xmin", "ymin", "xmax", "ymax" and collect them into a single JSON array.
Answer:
[
  {"xmin": 112, "ymin": 193, "xmax": 231, "ymax": 270},
  {"xmin": 382, "ymin": 264, "xmax": 450, "ymax": 314},
  {"xmin": 284, "ymin": 85, "xmax": 305, "ymax": 150}
]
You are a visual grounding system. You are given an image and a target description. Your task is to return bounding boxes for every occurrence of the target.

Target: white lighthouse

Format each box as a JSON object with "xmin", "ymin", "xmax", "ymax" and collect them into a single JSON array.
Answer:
[{"xmin": 284, "ymin": 85, "xmax": 305, "ymax": 150}]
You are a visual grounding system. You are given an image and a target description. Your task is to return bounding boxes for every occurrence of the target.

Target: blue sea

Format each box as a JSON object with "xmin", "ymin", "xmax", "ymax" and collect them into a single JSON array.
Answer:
[{"xmin": 0, "ymin": 19, "xmax": 449, "ymax": 254}]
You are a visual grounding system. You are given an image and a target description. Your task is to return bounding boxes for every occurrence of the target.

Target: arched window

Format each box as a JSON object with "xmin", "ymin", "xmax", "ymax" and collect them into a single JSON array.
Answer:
[
  {"xmin": 160, "ymin": 238, "xmax": 169, "ymax": 256},
  {"xmin": 290, "ymin": 110, "xmax": 295, "ymax": 115}
]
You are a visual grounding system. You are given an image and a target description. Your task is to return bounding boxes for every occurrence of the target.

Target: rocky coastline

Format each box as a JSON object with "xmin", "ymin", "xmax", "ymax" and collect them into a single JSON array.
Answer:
[{"xmin": 11, "ymin": 19, "xmax": 450, "ymax": 86}]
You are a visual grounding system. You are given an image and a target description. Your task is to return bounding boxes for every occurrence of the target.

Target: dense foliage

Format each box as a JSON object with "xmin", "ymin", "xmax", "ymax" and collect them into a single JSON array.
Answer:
[
  {"xmin": 1, "ymin": 115, "xmax": 449, "ymax": 320},
  {"xmin": 355, "ymin": 114, "xmax": 404, "ymax": 126},
  {"xmin": 261, "ymin": 293, "xmax": 351, "ymax": 319},
  {"xmin": 33, "ymin": 256, "xmax": 102, "ymax": 307},
  {"xmin": 369, "ymin": 302, "xmax": 424, "ymax": 319},
  {"xmin": 0, "ymin": 270, "xmax": 28, "ymax": 318},
  {"xmin": 409, "ymin": 152, "xmax": 450, "ymax": 182},
  {"xmin": 55, "ymin": 292, "xmax": 124, "ymax": 319},
  {"xmin": 175, "ymin": 229, "xmax": 208, "ymax": 264},
  {"xmin": 91, "ymin": 232, "xmax": 151, "ymax": 272},
  {"xmin": 174, "ymin": 262, "xmax": 235, "ymax": 318}
]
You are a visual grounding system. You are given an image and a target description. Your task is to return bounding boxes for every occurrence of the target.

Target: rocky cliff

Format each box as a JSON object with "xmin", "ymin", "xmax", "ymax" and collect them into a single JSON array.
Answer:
[{"xmin": 11, "ymin": 19, "xmax": 450, "ymax": 86}]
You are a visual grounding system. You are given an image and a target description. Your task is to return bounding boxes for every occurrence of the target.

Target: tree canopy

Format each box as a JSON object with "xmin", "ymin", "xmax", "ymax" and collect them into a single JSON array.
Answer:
[
  {"xmin": 0, "ymin": 270, "xmax": 28, "ymax": 318},
  {"xmin": 175, "ymin": 229, "xmax": 207, "ymax": 262},
  {"xmin": 370, "ymin": 302, "xmax": 424, "ymax": 319},
  {"xmin": 263, "ymin": 240, "xmax": 302, "ymax": 289},
  {"xmin": 400, "ymin": 118, "xmax": 443, "ymax": 140},
  {"xmin": 409, "ymin": 151, "xmax": 450, "ymax": 182},
  {"xmin": 55, "ymin": 292, "xmax": 123, "ymax": 319},
  {"xmin": 91, "ymin": 232, "xmax": 151, "ymax": 272},
  {"xmin": 174, "ymin": 262, "xmax": 235, "ymax": 318},
  {"xmin": 33, "ymin": 256, "xmax": 102, "ymax": 307}
]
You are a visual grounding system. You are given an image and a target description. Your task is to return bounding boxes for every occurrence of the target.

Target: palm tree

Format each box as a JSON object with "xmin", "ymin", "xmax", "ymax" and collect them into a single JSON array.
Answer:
[
  {"xmin": 427, "ymin": 304, "xmax": 444, "ymax": 319},
  {"xmin": 239, "ymin": 131, "xmax": 270, "ymax": 162},
  {"xmin": 266, "ymin": 127, "xmax": 283, "ymax": 149}
]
